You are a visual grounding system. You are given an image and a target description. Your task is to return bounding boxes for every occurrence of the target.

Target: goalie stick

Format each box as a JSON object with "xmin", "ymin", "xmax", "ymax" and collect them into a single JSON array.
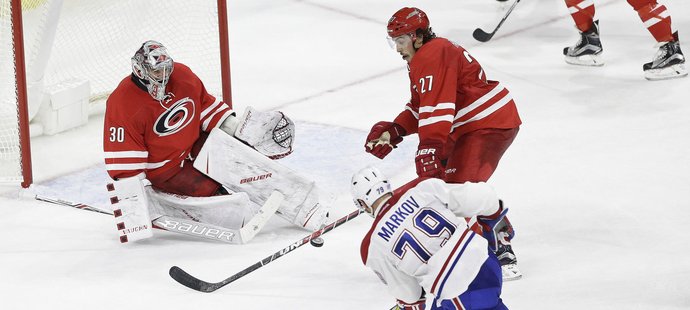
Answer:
[
  {"xmin": 35, "ymin": 195, "xmax": 114, "ymax": 215},
  {"xmin": 33, "ymin": 192, "xmax": 283, "ymax": 244},
  {"xmin": 473, "ymin": 0, "xmax": 521, "ymax": 42},
  {"xmin": 169, "ymin": 209, "xmax": 363, "ymax": 293}
]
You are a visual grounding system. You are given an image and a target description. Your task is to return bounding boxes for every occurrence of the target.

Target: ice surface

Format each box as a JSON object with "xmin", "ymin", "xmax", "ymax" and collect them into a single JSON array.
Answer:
[{"xmin": 1, "ymin": 0, "xmax": 689, "ymax": 309}]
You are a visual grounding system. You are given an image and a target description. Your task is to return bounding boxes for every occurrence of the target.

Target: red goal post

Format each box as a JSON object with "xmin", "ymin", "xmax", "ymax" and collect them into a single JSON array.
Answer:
[{"xmin": 0, "ymin": 0, "xmax": 232, "ymax": 188}]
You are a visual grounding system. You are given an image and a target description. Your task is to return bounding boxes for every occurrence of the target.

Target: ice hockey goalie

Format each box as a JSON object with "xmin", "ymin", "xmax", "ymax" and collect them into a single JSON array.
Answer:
[{"xmin": 103, "ymin": 40, "xmax": 330, "ymax": 244}]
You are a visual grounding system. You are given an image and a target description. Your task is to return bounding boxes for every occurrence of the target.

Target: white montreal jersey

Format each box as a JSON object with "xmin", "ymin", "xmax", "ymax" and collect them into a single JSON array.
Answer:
[{"xmin": 360, "ymin": 178, "xmax": 492, "ymax": 304}]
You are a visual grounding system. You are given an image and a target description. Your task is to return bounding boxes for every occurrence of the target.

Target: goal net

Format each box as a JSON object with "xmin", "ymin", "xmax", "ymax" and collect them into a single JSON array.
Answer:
[{"xmin": 0, "ymin": 0, "xmax": 230, "ymax": 187}]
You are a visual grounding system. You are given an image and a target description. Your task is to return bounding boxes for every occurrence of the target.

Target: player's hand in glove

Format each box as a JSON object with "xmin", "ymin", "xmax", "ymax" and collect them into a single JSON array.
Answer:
[
  {"xmin": 391, "ymin": 298, "xmax": 426, "ymax": 310},
  {"xmin": 365, "ymin": 121, "xmax": 406, "ymax": 159},
  {"xmin": 415, "ymin": 141, "xmax": 445, "ymax": 179}
]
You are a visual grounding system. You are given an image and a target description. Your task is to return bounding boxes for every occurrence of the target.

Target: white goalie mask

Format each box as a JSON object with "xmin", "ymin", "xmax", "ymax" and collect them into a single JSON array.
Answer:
[
  {"xmin": 350, "ymin": 166, "xmax": 392, "ymax": 217},
  {"xmin": 131, "ymin": 40, "xmax": 174, "ymax": 101}
]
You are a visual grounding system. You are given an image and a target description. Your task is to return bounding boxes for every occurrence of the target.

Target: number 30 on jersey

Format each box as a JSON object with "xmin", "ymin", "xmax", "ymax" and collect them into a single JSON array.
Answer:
[{"xmin": 109, "ymin": 127, "xmax": 125, "ymax": 142}]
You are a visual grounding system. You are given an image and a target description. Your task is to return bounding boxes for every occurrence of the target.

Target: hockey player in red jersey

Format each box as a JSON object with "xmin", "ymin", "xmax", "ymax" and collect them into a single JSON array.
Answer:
[
  {"xmin": 352, "ymin": 167, "xmax": 509, "ymax": 310},
  {"xmin": 563, "ymin": 0, "xmax": 687, "ymax": 80},
  {"xmin": 364, "ymin": 8, "xmax": 522, "ymax": 280},
  {"xmin": 104, "ymin": 41, "xmax": 233, "ymax": 196},
  {"xmin": 103, "ymin": 41, "xmax": 329, "ymax": 243}
]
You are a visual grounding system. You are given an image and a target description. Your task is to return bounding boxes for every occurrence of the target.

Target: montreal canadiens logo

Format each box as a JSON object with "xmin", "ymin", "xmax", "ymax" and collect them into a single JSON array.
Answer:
[{"xmin": 153, "ymin": 97, "xmax": 195, "ymax": 136}]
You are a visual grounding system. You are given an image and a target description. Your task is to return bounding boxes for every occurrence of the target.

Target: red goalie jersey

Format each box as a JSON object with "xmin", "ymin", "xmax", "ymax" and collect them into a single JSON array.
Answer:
[
  {"xmin": 393, "ymin": 38, "xmax": 521, "ymax": 152},
  {"xmin": 103, "ymin": 63, "xmax": 233, "ymax": 185}
]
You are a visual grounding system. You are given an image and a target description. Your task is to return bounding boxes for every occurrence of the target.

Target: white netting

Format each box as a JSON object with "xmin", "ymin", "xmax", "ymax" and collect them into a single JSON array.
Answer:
[
  {"xmin": 41, "ymin": 0, "xmax": 223, "ymax": 102},
  {"xmin": 0, "ymin": 0, "xmax": 225, "ymax": 185}
]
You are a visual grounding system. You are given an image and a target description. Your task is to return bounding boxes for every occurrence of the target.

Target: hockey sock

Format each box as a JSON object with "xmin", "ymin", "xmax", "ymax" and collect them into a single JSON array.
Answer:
[
  {"xmin": 630, "ymin": 1, "xmax": 674, "ymax": 42},
  {"xmin": 565, "ymin": 0, "xmax": 595, "ymax": 32}
]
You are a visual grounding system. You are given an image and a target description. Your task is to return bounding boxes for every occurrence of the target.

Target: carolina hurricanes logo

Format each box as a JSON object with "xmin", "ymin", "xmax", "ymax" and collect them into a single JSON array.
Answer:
[{"xmin": 153, "ymin": 97, "xmax": 195, "ymax": 136}]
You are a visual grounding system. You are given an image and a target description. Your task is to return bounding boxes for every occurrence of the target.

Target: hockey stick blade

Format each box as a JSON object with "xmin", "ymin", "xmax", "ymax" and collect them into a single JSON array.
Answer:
[
  {"xmin": 238, "ymin": 191, "xmax": 283, "ymax": 243},
  {"xmin": 473, "ymin": 0, "xmax": 520, "ymax": 42},
  {"xmin": 169, "ymin": 209, "xmax": 363, "ymax": 292},
  {"xmin": 472, "ymin": 28, "xmax": 494, "ymax": 42},
  {"xmin": 169, "ymin": 266, "xmax": 221, "ymax": 293}
]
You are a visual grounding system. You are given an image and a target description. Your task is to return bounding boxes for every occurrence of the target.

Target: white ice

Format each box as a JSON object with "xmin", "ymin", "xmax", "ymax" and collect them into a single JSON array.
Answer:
[{"xmin": 1, "ymin": 0, "xmax": 689, "ymax": 309}]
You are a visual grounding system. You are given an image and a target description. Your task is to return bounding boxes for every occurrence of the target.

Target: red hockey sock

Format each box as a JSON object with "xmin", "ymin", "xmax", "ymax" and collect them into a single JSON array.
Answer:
[
  {"xmin": 565, "ymin": 0, "xmax": 595, "ymax": 32},
  {"xmin": 632, "ymin": 2, "xmax": 674, "ymax": 42}
]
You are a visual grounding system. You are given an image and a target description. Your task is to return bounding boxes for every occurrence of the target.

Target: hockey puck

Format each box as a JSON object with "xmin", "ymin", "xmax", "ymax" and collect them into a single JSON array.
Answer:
[{"xmin": 310, "ymin": 237, "xmax": 324, "ymax": 247}]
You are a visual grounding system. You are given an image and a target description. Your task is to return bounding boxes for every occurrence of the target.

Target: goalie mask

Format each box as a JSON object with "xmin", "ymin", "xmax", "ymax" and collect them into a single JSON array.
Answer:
[
  {"xmin": 132, "ymin": 40, "xmax": 174, "ymax": 101},
  {"xmin": 350, "ymin": 166, "xmax": 392, "ymax": 217}
]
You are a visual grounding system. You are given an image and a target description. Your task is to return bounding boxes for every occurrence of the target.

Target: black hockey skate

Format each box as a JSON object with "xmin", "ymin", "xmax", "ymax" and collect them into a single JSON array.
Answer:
[
  {"xmin": 643, "ymin": 32, "xmax": 688, "ymax": 80},
  {"xmin": 494, "ymin": 233, "xmax": 522, "ymax": 281},
  {"xmin": 563, "ymin": 20, "xmax": 604, "ymax": 66}
]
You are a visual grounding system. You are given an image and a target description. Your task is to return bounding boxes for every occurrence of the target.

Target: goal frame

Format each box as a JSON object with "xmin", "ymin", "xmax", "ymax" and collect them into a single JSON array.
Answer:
[{"xmin": 7, "ymin": 0, "xmax": 233, "ymax": 188}]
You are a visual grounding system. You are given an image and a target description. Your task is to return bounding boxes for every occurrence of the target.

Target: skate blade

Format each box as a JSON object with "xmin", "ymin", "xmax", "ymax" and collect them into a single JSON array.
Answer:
[
  {"xmin": 644, "ymin": 63, "xmax": 688, "ymax": 81},
  {"xmin": 501, "ymin": 263, "xmax": 523, "ymax": 281},
  {"xmin": 565, "ymin": 54, "xmax": 605, "ymax": 67}
]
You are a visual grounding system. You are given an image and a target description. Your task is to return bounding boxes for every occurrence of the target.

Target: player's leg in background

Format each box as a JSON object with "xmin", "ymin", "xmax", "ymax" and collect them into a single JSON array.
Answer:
[
  {"xmin": 563, "ymin": 0, "xmax": 604, "ymax": 66},
  {"xmin": 565, "ymin": 0, "xmax": 596, "ymax": 33},
  {"xmin": 444, "ymin": 127, "xmax": 521, "ymax": 281},
  {"xmin": 444, "ymin": 127, "xmax": 518, "ymax": 184},
  {"xmin": 628, "ymin": 0, "xmax": 688, "ymax": 79},
  {"xmin": 629, "ymin": 0, "xmax": 673, "ymax": 42}
]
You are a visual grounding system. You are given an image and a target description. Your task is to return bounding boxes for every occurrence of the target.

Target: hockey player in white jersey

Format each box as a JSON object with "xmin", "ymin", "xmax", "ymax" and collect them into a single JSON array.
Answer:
[{"xmin": 351, "ymin": 167, "xmax": 509, "ymax": 310}]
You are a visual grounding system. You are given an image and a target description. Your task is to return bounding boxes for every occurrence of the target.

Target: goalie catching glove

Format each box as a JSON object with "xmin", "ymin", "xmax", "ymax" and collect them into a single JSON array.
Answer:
[{"xmin": 221, "ymin": 106, "xmax": 295, "ymax": 159}]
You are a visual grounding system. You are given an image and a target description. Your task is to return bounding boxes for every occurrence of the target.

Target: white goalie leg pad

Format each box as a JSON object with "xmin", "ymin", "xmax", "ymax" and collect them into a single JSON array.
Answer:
[
  {"xmin": 147, "ymin": 190, "xmax": 282, "ymax": 245},
  {"xmin": 152, "ymin": 215, "xmax": 243, "ymax": 244},
  {"xmin": 194, "ymin": 128, "xmax": 330, "ymax": 231},
  {"xmin": 232, "ymin": 106, "xmax": 295, "ymax": 159},
  {"xmin": 145, "ymin": 188, "xmax": 255, "ymax": 230},
  {"xmin": 107, "ymin": 177, "xmax": 154, "ymax": 243}
]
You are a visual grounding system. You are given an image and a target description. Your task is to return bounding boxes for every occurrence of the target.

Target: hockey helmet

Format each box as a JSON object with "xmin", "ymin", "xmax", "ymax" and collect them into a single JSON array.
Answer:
[
  {"xmin": 131, "ymin": 40, "xmax": 174, "ymax": 101},
  {"xmin": 387, "ymin": 7, "xmax": 430, "ymax": 38},
  {"xmin": 350, "ymin": 166, "xmax": 392, "ymax": 216}
]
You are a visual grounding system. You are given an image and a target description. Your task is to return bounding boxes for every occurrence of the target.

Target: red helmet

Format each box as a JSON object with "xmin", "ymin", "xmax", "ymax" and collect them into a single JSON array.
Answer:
[{"xmin": 387, "ymin": 7, "xmax": 430, "ymax": 38}]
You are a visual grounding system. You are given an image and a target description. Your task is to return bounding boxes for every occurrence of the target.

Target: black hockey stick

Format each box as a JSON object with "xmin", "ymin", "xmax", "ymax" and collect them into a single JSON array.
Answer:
[
  {"xmin": 473, "ymin": 0, "xmax": 521, "ymax": 42},
  {"xmin": 169, "ymin": 209, "xmax": 363, "ymax": 293}
]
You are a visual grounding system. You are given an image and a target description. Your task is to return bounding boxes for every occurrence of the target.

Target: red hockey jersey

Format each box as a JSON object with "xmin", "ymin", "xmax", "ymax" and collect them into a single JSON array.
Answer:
[
  {"xmin": 393, "ymin": 38, "xmax": 522, "ymax": 153},
  {"xmin": 103, "ymin": 63, "xmax": 233, "ymax": 183}
]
